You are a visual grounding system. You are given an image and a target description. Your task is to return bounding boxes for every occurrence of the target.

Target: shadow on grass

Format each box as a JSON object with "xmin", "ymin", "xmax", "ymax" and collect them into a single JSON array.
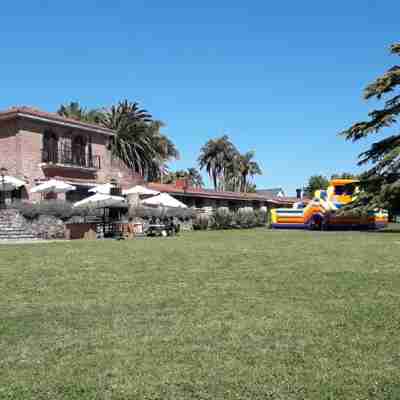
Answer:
[{"xmin": 370, "ymin": 229, "xmax": 400, "ymax": 234}]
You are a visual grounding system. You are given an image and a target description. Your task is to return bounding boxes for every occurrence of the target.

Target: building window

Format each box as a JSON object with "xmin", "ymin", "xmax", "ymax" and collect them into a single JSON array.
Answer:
[
  {"xmin": 334, "ymin": 185, "xmax": 344, "ymax": 195},
  {"xmin": 42, "ymin": 130, "xmax": 58, "ymax": 163},
  {"xmin": 334, "ymin": 185, "xmax": 355, "ymax": 196},
  {"xmin": 72, "ymin": 135, "xmax": 86, "ymax": 167}
]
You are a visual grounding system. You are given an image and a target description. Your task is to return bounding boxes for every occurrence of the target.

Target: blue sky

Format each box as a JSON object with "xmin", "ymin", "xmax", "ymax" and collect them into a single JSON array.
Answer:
[{"xmin": 1, "ymin": 1, "xmax": 399, "ymax": 194}]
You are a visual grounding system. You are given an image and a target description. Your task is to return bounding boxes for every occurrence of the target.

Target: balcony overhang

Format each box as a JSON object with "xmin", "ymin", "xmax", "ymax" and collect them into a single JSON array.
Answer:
[{"xmin": 39, "ymin": 162, "xmax": 98, "ymax": 173}]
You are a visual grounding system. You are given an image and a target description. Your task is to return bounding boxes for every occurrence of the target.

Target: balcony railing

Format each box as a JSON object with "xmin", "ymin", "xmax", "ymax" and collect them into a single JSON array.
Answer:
[{"xmin": 42, "ymin": 145, "xmax": 101, "ymax": 169}]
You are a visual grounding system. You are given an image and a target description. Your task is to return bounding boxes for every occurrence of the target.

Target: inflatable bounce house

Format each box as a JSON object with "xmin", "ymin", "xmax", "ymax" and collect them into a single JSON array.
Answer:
[{"xmin": 271, "ymin": 179, "xmax": 388, "ymax": 230}]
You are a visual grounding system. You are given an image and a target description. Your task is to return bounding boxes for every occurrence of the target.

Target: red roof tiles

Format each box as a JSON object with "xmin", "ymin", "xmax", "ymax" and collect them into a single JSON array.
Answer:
[
  {"xmin": 0, "ymin": 106, "xmax": 115, "ymax": 136},
  {"xmin": 147, "ymin": 182, "xmax": 296, "ymax": 205}
]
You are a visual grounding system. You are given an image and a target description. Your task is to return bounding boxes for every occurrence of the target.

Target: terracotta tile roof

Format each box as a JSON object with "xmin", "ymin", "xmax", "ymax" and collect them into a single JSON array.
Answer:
[
  {"xmin": 0, "ymin": 106, "xmax": 115, "ymax": 136},
  {"xmin": 147, "ymin": 183, "xmax": 296, "ymax": 204}
]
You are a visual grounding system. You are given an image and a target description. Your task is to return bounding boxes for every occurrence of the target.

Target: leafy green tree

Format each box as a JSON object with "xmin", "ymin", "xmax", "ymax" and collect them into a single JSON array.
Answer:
[
  {"xmin": 163, "ymin": 170, "xmax": 186, "ymax": 184},
  {"xmin": 246, "ymin": 183, "xmax": 257, "ymax": 193},
  {"xmin": 305, "ymin": 175, "xmax": 329, "ymax": 197},
  {"xmin": 341, "ymin": 43, "xmax": 400, "ymax": 211},
  {"xmin": 331, "ymin": 172, "xmax": 358, "ymax": 180},
  {"xmin": 163, "ymin": 168, "xmax": 204, "ymax": 188}
]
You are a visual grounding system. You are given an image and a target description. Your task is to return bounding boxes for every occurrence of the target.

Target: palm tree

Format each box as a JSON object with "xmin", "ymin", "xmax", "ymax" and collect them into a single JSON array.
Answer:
[
  {"xmin": 58, "ymin": 100, "xmax": 179, "ymax": 179},
  {"xmin": 118, "ymin": 99, "xmax": 152, "ymax": 123},
  {"xmin": 144, "ymin": 121, "xmax": 179, "ymax": 181},
  {"xmin": 198, "ymin": 135, "xmax": 236, "ymax": 190},
  {"xmin": 187, "ymin": 168, "xmax": 204, "ymax": 188},
  {"xmin": 238, "ymin": 151, "xmax": 262, "ymax": 192},
  {"xmin": 100, "ymin": 102, "xmax": 179, "ymax": 179},
  {"xmin": 57, "ymin": 102, "xmax": 101, "ymax": 123},
  {"xmin": 216, "ymin": 150, "xmax": 262, "ymax": 192},
  {"xmin": 99, "ymin": 101, "xmax": 154, "ymax": 175},
  {"xmin": 224, "ymin": 153, "xmax": 242, "ymax": 192},
  {"xmin": 198, "ymin": 136, "xmax": 261, "ymax": 192}
]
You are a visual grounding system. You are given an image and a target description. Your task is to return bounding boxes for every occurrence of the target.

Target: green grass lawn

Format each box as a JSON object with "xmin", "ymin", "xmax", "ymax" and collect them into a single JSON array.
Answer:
[{"xmin": 1, "ymin": 229, "xmax": 400, "ymax": 399}]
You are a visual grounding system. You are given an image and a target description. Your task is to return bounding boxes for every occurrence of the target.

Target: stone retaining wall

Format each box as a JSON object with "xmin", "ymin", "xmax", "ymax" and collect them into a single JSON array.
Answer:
[
  {"xmin": 0, "ymin": 209, "xmax": 66, "ymax": 240},
  {"xmin": 0, "ymin": 208, "xmax": 194, "ymax": 241},
  {"xmin": 29, "ymin": 215, "xmax": 66, "ymax": 239}
]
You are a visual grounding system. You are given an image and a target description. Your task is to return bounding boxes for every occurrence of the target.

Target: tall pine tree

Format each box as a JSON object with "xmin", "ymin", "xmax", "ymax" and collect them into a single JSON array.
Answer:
[{"xmin": 341, "ymin": 43, "xmax": 400, "ymax": 212}]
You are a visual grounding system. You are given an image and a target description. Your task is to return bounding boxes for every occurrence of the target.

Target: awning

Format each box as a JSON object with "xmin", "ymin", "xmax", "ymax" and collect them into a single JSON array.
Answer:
[
  {"xmin": 88, "ymin": 183, "xmax": 115, "ymax": 195},
  {"xmin": 141, "ymin": 193, "xmax": 188, "ymax": 208},
  {"xmin": 0, "ymin": 176, "xmax": 26, "ymax": 192},
  {"xmin": 73, "ymin": 193, "xmax": 127, "ymax": 209},
  {"xmin": 123, "ymin": 185, "xmax": 159, "ymax": 196},
  {"xmin": 30, "ymin": 179, "xmax": 76, "ymax": 194}
]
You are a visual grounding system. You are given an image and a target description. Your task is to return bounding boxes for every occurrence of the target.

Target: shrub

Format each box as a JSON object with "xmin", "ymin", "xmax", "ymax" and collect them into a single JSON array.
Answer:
[
  {"xmin": 13, "ymin": 201, "xmax": 40, "ymax": 220},
  {"xmin": 193, "ymin": 213, "xmax": 211, "ymax": 230},
  {"xmin": 233, "ymin": 207, "xmax": 255, "ymax": 228},
  {"xmin": 212, "ymin": 207, "xmax": 234, "ymax": 229},
  {"xmin": 75, "ymin": 205, "xmax": 103, "ymax": 219},
  {"xmin": 255, "ymin": 208, "xmax": 268, "ymax": 227},
  {"xmin": 39, "ymin": 200, "xmax": 74, "ymax": 220},
  {"xmin": 202, "ymin": 207, "xmax": 269, "ymax": 230},
  {"xmin": 193, "ymin": 207, "xmax": 269, "ymax": 230},
  {"xmin": 14, "ymin": 200, "xmax": 100, "ymax": 221},
  {"xmin": 162, "ymin": 207, "xmax": 195, "ymax": 220},
  {"xmin": 134, "ymin": 206, "xmax": 195, "ymax": 221}
]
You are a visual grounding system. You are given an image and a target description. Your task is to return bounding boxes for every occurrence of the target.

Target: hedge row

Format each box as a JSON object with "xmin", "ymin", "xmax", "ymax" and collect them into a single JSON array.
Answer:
[{"xmin": 193, "ymin": 207, "xmax": 268, "ymax": 230}]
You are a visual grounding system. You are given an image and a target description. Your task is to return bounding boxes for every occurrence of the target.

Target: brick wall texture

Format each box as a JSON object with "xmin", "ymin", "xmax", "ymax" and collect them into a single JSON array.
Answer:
[{"xmin": 0, "ymin": 117, "xmax": 143, "ymax": 200}]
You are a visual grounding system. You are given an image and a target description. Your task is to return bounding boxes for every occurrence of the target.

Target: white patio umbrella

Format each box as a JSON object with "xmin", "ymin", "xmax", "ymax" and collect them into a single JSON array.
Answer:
[
  {"xmin": 30, "ymin": 179, "xmax": 76, "ymax": 194},
  {"xmin": 73, "ymin": 193, "xmax": 127, "ymax": 209},
  {"xmin": 141, "ymin": 193, "xmax": 188, "ymax": 208},
  {"xmin": 0, "ymin": 176, "xmax": 26, "ymax": 192},
  {"xmin": 122, "ymin": 185, "xmax": 159, "ymax": 196},
  {"xmin": 89, "ymin": 183, "xmax": 115, "ymax": 195}
]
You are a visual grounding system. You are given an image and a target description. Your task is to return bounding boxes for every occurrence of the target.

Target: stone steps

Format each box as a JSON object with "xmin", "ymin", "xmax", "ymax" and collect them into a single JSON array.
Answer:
[
  {"xmin": 0, "ymin": 227, "xmax": 35, "ymax": 233},
  {"xmin": 0, "ymin": 225, "xmax": 32, "ymax": 230},
  {"xmin": 0, "ymin": 227, "xmax": 32, "ymax": 231},
  {"xmin": 0, "ymin": 234, "xmax": 37, "ymax": 239},
  {"xmin": 0, "ymin": 236, "xmax": 37, "ymax": 241},
  {"xmin": 0, "ymin": 227, "xmax": 35, "ymax": 232},
  {"xmin": 0, "ymin": 209, "xmax": 44, "ymax": 241},
  {"xmin": 0, "ymin": 215, "xmax": 37, "ymax": 240},
  {"xmin": 0, "ymin": 230, "xmax": 36, "ymax": 239}
]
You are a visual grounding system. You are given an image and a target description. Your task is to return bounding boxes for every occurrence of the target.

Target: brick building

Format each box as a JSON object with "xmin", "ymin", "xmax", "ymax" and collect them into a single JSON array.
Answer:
[
  {"xmin": 0, "ymin": 107, "xmax": 142, "ymax": 202},
  {"xmin": 0, "ymin": 106, "xmax": 297, "ymax": 211}
]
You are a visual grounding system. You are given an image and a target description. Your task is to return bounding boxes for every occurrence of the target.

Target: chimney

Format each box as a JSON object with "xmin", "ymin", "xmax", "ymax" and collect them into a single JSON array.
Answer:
[{"xmin": 296, "ymin": 188, "xmax": 302, "ymax": 199}]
